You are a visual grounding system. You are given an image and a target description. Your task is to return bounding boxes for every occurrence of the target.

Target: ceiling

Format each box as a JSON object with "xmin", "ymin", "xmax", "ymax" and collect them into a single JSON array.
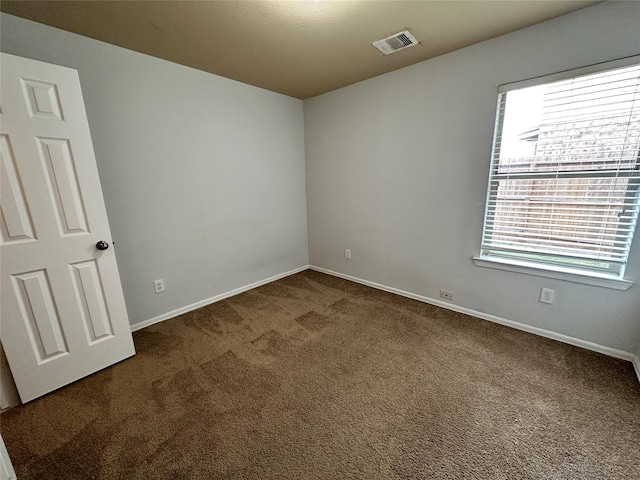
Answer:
[{"xmin": 0, "ymin": 1, "xmax": 600, "ymax": 99}]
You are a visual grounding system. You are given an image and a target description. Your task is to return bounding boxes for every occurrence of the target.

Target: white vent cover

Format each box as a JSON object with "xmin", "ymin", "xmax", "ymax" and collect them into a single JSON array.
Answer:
[{"xmin": 372, "ymin": 30, "xmax": 419, "ymax": 55}]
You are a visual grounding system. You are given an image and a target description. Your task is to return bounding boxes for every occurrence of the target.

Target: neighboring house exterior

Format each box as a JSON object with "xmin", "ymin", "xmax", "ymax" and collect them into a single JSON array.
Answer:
[{"xmin": 491, "ymin": 66, "xmax": 640, "ymax": 269}]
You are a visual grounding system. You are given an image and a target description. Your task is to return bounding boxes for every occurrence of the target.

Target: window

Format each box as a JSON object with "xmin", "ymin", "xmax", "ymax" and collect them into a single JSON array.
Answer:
[{"xmin": 477, "ymin": 58, "xmax": 640, "ymax": 284}]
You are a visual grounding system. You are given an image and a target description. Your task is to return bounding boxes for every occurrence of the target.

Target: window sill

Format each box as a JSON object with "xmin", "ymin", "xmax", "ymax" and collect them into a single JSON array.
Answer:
[{"xmin": 472, "ymin": 256, "xmax": 633, "ymax": 291}]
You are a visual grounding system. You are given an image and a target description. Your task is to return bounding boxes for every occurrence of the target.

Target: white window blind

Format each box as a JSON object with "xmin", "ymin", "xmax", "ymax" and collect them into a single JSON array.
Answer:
[{"xmin": 480, "ymin": 59, "xmax": 640, "ymax": 277}]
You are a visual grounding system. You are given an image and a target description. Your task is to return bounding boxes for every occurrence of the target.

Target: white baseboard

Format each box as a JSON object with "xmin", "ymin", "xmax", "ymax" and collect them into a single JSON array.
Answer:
[
  {"xmin": 309, "ymin": 265, "xmax": 635, "ymax": 362},
  {"xmin": 130, "ymin": 263, "xmax": 636, "ymax": 366},
  {"xmin": 130, "ymin": 265, "xmax": 309, "ymax": 332}
]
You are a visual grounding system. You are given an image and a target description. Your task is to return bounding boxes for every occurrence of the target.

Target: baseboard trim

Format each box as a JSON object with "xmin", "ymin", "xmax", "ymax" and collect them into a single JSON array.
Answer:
[
  {"xmin": 129, "ymin": 263, "xmax": 635, "ymax": 364},
  {"xmin": 130, "ymin": 265, "xmax": 309, "ymax": 332},
  {"xmin": 309, "ymin": 265, "xmax": 635, "ymax": 362}
]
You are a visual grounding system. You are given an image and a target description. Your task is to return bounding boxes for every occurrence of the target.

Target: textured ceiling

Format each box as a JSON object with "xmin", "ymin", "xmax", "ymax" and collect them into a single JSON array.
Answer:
[{"xmin": 0, "ymin": 1, "xmax": 600, "ymax": 99}]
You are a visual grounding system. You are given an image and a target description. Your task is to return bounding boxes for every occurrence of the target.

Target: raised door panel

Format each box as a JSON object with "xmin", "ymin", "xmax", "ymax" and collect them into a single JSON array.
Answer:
[
  {"xmin": 70, "ymin": 260, "xmax": 114, "ymax": 343},
  {"xmin": 10, "ymin": 270, "xmax": 69, "ymax": 363},
  {"xmin": 20, "ymin": 78, "xmax": 64, "ymax": 120},
  {"xmin": 36, "ymin": 137, "xmax": 89, "ymax": 236},
  {"xmin": 0, "ymin": 134, "xmax": 36, "ymax": 244}
]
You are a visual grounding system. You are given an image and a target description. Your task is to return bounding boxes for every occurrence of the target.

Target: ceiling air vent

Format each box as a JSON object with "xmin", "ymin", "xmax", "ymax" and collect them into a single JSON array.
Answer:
[{"xmin": 372, "ymin": 30, "xmax": 419, "ymax": 55}]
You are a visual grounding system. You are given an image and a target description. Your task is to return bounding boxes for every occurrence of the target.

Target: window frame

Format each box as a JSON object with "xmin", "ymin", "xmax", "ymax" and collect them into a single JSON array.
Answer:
[{"xmin": 474, "ymin": 55, "xmax": 640, "ymax": 290}]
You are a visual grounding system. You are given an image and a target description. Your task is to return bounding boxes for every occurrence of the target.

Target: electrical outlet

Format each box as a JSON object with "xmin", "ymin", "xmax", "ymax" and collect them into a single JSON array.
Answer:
[
  {"xmin": 439, "ymin": 289, "xmax": 453, "ymax": 301},
  {"xmin": 345, "ymin": 249, "xmax": 351, "ymax": 259},
  {"xmin": 540, "ymin": 287, "xmax": 554, "ymax": 304},
  {"xmin": 153, "ymin": 279, "xmax": 165, "ymax": 294}
]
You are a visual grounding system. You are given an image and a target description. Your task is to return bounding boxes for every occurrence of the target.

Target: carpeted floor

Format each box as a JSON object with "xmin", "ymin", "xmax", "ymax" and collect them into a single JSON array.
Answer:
[{"xmin": 1, "ymin": 270, "xmax": 639, "ymax": 479}]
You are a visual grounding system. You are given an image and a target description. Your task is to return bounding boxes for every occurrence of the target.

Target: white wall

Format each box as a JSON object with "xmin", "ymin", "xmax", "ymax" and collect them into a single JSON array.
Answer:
[
  {"xmin": 304, "ymin": 1, "xmax": 640, "ymax": 354},
  {"xmin": 1, "ymin": 13, "xmax": 308, "ymax": 327}
]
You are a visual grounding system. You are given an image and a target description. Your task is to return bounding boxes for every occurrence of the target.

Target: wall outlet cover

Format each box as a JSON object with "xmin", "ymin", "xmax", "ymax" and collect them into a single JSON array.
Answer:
[
  {"xmin": 540, "ymin": 288, "xmax": 554, "ymax": 304},
  {"xmin": 439, "ymin": 289, "xmax": 453, "ymax": 301},
  {"xmin": 153, "ymin": 279, "xmax": 165, "ymax": 294}
]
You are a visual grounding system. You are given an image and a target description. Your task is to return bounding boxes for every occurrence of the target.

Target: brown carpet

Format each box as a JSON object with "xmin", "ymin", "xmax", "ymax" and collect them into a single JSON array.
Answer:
[{"xmin": 1, "ymin": 270, "xmax": 639, "ymax": 479}]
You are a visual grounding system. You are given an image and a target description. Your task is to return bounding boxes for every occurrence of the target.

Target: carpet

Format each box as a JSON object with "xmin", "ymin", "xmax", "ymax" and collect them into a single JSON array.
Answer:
[{"xmin": 1, "ymin": 270, "xmax": 639, "ymax": 479}]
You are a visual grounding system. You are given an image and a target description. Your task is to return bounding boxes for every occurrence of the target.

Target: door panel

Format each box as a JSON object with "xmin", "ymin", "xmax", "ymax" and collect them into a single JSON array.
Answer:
[
  {"xmin": 0, "ymin": 134, "xmax": 36, "ymax": 243},
  {"xmin": 11, "ymin": 269, "xmax": 68, "ymax": 362},
  {"xmin": 0, "ymin": 53, "xmax": 135, "ymax": 403},
  {"xmin": 70, "ymin": 259, "xmax": 114, "ymax": 343},
  {"xmin": 21, "ymin": 78, "xmax": 64, "ymax": 120},
  {"xmin": 36, "ymin": 136, "xmax": 89, "ymax": 235}
]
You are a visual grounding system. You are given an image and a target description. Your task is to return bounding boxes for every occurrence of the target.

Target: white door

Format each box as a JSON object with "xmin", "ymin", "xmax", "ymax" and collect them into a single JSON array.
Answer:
[
  {"xmin": 0, "ymin": 53, "xmax": 135, "ymax": 403},
  {"xmin": 0, "ymin": 434, "xmax": 16, "ymax": 480}
]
